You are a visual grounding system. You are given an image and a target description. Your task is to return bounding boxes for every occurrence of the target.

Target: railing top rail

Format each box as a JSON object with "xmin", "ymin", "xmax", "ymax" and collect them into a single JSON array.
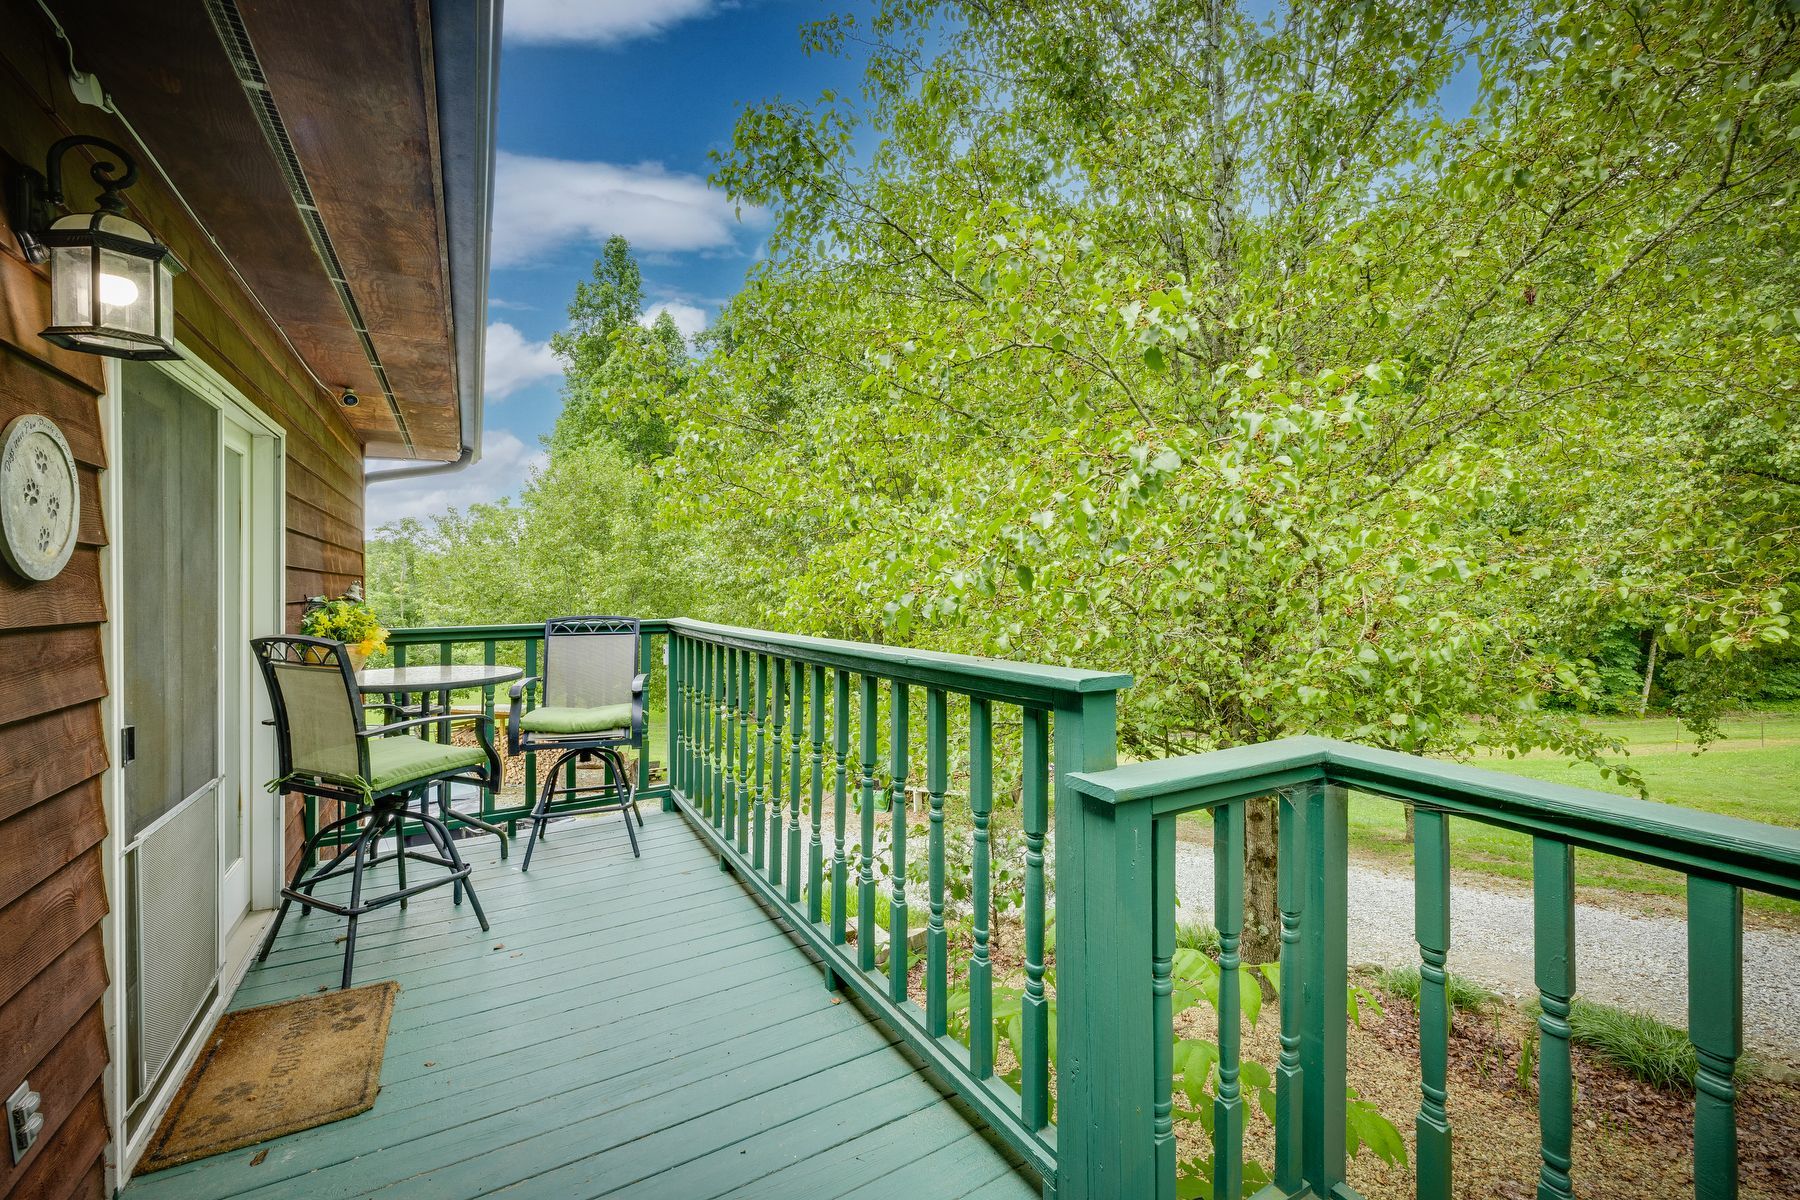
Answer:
[
  {"xmin": 386, "ymin": 619, "xmax": 672, "ymax": 643},
  {"xmin": 665, "ymin": 617, "xmax": 1132, "ymax": 707},
  {"xmin": 1069, "ymin": 735, "xmax": 1800, "ymax": 900}
]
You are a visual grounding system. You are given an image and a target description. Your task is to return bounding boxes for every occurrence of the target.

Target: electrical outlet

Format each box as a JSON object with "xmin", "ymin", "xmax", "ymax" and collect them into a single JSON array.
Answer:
[{"xmin": 6, "ymin": 1080, "xmax": 43, "ymax": 1164}]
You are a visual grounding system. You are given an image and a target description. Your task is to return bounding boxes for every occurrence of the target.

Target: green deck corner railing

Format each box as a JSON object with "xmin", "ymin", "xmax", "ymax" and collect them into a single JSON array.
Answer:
[
  {"xmin": 664, "ymin": 618, "xmax": 1132, "ymax": 1185},
  {"xmin": 1066, "ymin": 737, "xmax": 1800, "ymax": 1200},
  {"xmin": 352, "ymin": 622, "xmax": 1794, "ymax": 1200}
]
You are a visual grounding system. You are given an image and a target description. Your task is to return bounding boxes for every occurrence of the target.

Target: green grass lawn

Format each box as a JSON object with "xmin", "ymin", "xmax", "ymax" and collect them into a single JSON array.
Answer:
[{"xmin": 1346, "ymin": 716, "xmax": 1799, "ymax": 921}]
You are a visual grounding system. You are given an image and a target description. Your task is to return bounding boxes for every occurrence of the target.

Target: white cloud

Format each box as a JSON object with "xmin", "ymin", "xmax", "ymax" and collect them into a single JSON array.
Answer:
[
  {"xmin": 364, "ymin": 430, "xmax": 547, "ymax": 531},
  {"xmin": 492, "ymin": 152, "xmax": 760, "ymax": 268},
  {"xmin": 640, "ymin": 301, "xmax": 708, "ymax": 341},
  {"xmin": 483, "ymin": 321, "xmax": 562, "ymax": 399},
  {"xmin": 504, "ymin": 0, "xmax": 718, "ymax": 46}
]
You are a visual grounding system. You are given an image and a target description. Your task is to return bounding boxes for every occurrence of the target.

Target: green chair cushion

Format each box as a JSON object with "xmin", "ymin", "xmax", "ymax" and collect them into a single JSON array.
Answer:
[
  {"xmin": 519, "ymin": 703, "xmax": 633, "ymax": 736},
  {"xmin": 365, "ymin": 737, "xmax": 487, "ymax": 793}
]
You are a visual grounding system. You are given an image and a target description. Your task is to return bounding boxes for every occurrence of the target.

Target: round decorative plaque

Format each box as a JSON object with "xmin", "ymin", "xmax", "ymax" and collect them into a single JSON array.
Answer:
[{"xmin": 1, "ymin": 414, "xmax": 80, "ymax": 582}]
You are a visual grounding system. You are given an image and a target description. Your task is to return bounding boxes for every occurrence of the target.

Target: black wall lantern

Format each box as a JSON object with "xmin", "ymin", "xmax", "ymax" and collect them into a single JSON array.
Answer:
[{"xmin": 9, "ymin": 135, "xmax": 182, "ymax": 361}]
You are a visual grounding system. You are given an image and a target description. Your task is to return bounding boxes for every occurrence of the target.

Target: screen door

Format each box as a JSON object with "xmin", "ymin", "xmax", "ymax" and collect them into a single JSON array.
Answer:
[{"xmin": 120, "ymin": 362, "xmax": 222, "ymax": 1109}]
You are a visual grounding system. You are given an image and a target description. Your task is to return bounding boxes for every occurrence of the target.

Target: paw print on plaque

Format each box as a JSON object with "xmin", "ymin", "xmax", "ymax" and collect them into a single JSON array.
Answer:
[{"xmin": 22, "ymin": 477, "xmax": 39, "ymax": 505}]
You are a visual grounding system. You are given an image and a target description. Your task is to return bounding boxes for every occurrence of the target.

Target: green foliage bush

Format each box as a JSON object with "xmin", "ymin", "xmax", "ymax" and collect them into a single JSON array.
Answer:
[{"xmin": 1373, "ymin": 965, "xmax": 1495, "ymax": 1015}]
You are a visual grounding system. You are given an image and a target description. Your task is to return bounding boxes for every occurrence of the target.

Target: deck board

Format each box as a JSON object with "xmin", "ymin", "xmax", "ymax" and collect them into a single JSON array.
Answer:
[{"xmin": 124, "ymin": 808, "xmax": 1038, "ymax": 1200}]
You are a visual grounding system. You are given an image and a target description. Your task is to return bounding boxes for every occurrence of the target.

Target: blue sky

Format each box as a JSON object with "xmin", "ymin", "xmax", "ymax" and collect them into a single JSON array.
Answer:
[{"xmin": 370, "ymin": 0, "xmax": 866, "ymax": 525}]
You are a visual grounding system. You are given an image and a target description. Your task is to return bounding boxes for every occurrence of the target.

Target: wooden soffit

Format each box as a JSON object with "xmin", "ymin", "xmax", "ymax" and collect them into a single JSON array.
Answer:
[{"xmin": 50, "ymin": 0, "xmax": 464, "ymax": 460}]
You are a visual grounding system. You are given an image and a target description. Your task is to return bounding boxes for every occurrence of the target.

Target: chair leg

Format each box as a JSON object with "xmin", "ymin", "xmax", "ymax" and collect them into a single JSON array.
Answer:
[
  {"xmin": 607, "ymin": 751, "xmax": 641, "ymax": 859},
  {"xmin": 261, "ymin": 808, "xmax": 362, "ymax": 961},
  {"xmin": 392, "ymin": 806, "xmax": 408, "ymax": 909},
  {"xmin": 418, "ymin": 806, "xmax": 463, "ymax": 906},
  {"xmin": 520, "ymin": 751, "xmax": 571, "ymax": 873},
  {"xmin": 423, "ymin": 809, "xmax": 488, "ymax": 932},
  {"xmin": 340, "ymin": 820, "xmax": 375, "ymax": 990}
]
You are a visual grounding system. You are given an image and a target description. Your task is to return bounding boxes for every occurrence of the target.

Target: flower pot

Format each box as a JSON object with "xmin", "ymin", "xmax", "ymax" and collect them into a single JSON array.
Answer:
[{"xmin": 346, "ymin": 644, "xmax": 370, "ymax": 671}]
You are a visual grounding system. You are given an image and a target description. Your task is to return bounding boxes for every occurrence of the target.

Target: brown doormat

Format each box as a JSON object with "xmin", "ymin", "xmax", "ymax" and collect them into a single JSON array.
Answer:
[{"xmin": 137, "ymin": 980, "xmax": 399, "ymax": 1173}]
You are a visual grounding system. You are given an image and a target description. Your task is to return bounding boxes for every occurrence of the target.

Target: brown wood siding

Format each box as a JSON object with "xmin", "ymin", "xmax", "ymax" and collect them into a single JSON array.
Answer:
[{"xmin": 0, "ymin": 6, "xmax": 369, "ymax": 1194}]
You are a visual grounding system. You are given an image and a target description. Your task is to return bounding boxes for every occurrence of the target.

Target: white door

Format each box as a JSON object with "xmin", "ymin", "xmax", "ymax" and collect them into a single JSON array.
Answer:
[{"xmin": 218, "ymin": 418, "xmax": 255, "ymax": 935}]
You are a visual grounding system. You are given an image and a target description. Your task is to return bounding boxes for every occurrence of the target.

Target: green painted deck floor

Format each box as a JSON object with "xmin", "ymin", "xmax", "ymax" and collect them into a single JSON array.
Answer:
[{"xmin": 125, "ymin": 808, "xmax": 1040, "ymax": 1200}]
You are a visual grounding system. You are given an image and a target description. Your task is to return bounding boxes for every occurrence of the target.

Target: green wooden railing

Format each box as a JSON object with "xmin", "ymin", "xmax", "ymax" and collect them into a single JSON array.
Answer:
[
  {"xmin": 1066, "ymin": 737, "xmax": 1800, "ymax": 1200},
  {"xmin": 361, "ymin": 622, "xmax": 1795, "ymax": 1199},
  {"xmin": 665, "ymin": 618, "xmax": 1131, "ymax": 1183}
]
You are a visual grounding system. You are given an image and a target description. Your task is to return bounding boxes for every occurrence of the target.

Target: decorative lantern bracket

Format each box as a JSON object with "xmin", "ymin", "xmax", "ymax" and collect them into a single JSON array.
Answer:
[{"xmin": 9, "ymin": 134, "xmax": 141, "ymax": 264}]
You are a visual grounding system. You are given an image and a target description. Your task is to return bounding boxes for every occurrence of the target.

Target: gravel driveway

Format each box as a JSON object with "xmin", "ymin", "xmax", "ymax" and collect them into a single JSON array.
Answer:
[{"xmin": 1173, "ymin": 844, "xmax": 1800, "ymax": 1055}]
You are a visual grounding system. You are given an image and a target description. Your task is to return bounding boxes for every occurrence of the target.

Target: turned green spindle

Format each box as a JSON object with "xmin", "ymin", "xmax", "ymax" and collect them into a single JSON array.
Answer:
[
  {"xmin": 709, "ymin": 647, "xmax": 723, "ymax": 827},
  {"xmin": 788, "ymin": 661, "xmax": 805, "ymax": 905},
  {"xmin": 737, "ymin": 650, "xmax": 753, "ymax": 851},
  {"xmin": 808, "ymin": 663, "xmax": 826, "ymax": 923},
  {"xmin": 858, "ymin": 674, "xmax": 878, "ymax": 972},
  {"xmin": 888, "ymin": 681, "xmax": 910, "ymax": 1003},
  {"xmin": 1688, "ymin": 875, "xmax": 1743, "ymax": 1200},
  {"xmin": 769, "ymin": 659, "xmax": 786, "ymax": 885},
  {"xmin": 695, "ymin": 640, "xmax": 707, "ymax": 815},
  {"xmin": 692, "ymin": 638, "xmax": 704, "ymax": 803},
  {"xmin": 711, "ymin": 642, "xmax": 724, "ymax": 821},
  {"xmin": 722, "ymin": 646, "xmax": 737, "ymax": 836},
  {"xmin": 667, "ymin": 637, "xmax": 680, "ymax": 796},
  {"xmin": 1020, "ymin": 706, "xmax": 1050, "ymax": 1130},
  {"xmin": 1273, "ymin": 787, "xmax": 1306, "ymax": 1193},
  {"xmin": 1532, "ymin": 838, "xmax": 1577, "ymax": 1200},
  {"xmin": 925, "ymin": 687, "xmax": 949, "ymax": 1036},
  {"xmin": 681, "ymin": 636, "xmax": 693, "ymax": 799},
  {"xmin": 968, "ymin": 696, "xmax": 994, "ymax": 1079},
  {"xmin": 1213, "ymin": 799, "xmax": 1246, "ymax": 1200},
  {"xmin": 1415, "ymin": 806, "xmax": 1453, "ymax": 1199},
  {"xmin": 698, "ymin": 641, "xmax": 711, "ymax": 820},
  {"xmin": 753, "ymin": 654, "xmax": 768, "ymax": 871},
  {"xmin": 1151, "ymin": 813, "xmax": 1177, "ymax": 1195},
  {"xmin": 831, "ymin": 671, "xmax": 850, "ymax": 948}
]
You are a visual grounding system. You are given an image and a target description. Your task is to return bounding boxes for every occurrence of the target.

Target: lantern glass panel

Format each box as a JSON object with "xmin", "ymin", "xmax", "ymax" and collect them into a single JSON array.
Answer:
[
  {"xmin": 50, "ymin": 243, "xmax": 93, "ymax": 328},
  {"xmin": 98, "ymin": 246, "xmax": 155, "ymax": 335}
]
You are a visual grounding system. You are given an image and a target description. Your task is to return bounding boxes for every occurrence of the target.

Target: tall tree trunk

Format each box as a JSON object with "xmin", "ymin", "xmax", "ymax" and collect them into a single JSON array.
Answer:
[
  {"xmin": 1200, "ymin": 0, "xmax": 1239, "ymax": 365},
  {"xmin": 1639, "ymin": 634, "xmax": 1658, "ymax": 715},
  {"xmin": 1241, "ymin": 795, "xmax": 1281, "ymax": 963}
]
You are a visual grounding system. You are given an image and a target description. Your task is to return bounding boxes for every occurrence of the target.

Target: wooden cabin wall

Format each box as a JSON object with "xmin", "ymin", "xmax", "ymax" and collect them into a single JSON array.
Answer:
[{"xmin": 0, "ymin": 9, "xmax": 366, "ymax": 1195}]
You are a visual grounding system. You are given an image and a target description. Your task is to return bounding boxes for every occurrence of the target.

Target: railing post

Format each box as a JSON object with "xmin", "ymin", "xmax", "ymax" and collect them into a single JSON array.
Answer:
[
  {"xmin": 1688, "ymin": 875, "xmax": 1743, "ymax": 1200},
  {"xmin": 1298, "ymin": 780, "xmax": 1350, "ymax": 1197},
  {"xmin": 1532, "ymin": 839, "xmax": 1577, "ymax": 1200},
  {"xmin": 1051, "ymin": 689, "xmax": 1160, "ymax": 1200}
]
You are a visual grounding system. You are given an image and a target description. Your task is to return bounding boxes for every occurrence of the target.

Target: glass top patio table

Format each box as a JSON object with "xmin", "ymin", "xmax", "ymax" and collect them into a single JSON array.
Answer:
[{"xmin": 356, "ymin": 664, "xmax": 523, "ymax": 846}]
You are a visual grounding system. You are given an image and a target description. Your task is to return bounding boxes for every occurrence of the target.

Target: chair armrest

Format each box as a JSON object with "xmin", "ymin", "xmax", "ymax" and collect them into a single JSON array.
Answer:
[
  {"xmin": 507, "ymin": 675, "xmax": 541, "ymax": 757},
  {"xmin": 630, "ymin": 672, "xmax": 648, "ymax": 695},
  {"xmin": 363, "ymin": 713, "xmax": 489, "ymax": 738}
]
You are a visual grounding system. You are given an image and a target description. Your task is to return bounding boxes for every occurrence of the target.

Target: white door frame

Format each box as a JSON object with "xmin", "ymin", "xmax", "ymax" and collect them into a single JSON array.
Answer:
[{"xmin": 97, "ymin": 344, "xmax": 288, "ymax": 1190}]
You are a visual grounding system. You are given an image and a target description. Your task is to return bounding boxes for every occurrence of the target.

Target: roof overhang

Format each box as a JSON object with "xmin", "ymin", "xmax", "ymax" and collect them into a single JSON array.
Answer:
[{"xmin": 46, "ymin": 0, "xmax": 500, "ymax": 464}]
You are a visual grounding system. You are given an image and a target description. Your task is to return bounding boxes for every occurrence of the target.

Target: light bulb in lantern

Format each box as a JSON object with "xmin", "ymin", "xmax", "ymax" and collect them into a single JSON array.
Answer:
[{"xmin": 99, "ymin": 272, "xmax": 139, "ymax": 307}]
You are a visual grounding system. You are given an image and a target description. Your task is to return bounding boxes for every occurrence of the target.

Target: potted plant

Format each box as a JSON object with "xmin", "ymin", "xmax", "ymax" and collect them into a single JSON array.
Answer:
[{"xmin": 300, "ymin": 583, "xmax": 388, "ymax": 669}]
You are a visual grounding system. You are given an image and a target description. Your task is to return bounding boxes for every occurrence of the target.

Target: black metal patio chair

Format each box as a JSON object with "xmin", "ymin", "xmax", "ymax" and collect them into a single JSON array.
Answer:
[
  {"xmin": 508, "ymin": 616, "xmax": 648, "ymax": 870},
  {"xmin": 252, "ymin": 635, "xmax": 499, "ymax": 988}
]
